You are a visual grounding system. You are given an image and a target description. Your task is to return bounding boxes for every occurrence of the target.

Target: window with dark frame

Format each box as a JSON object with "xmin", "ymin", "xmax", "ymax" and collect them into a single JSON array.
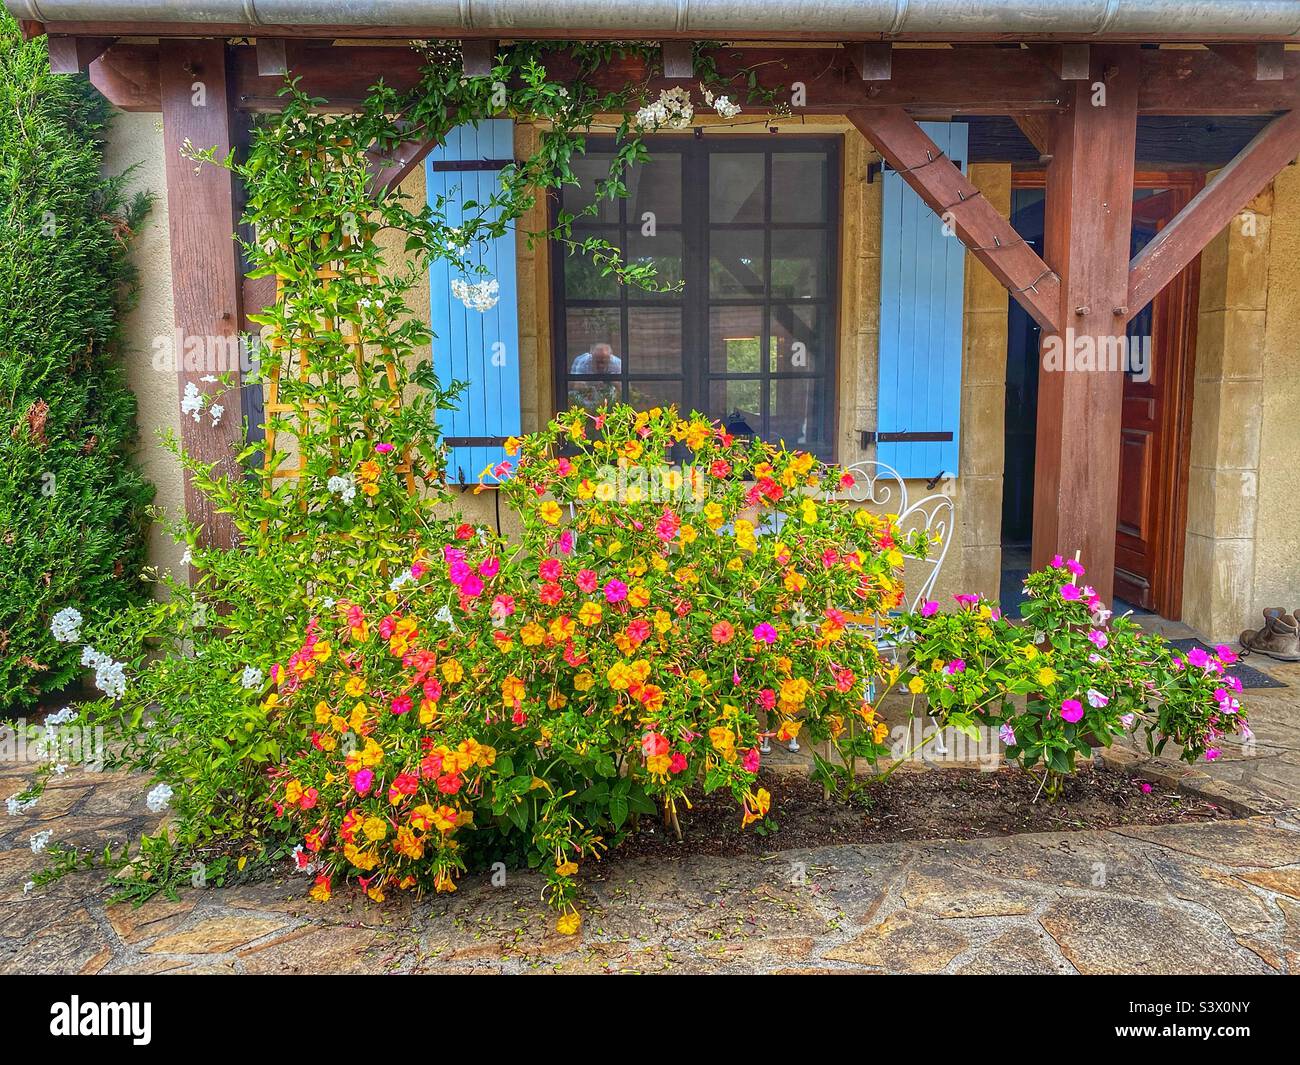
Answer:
[{"xmin": 552, "ymin": 136, "xmax": 840, "ymax": 459}]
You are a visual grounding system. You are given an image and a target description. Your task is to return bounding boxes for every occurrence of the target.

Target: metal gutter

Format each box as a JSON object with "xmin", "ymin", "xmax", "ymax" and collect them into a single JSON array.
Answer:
[{"xmin": 6, "ymin": 1, "xmax": 1300, "ymax": 39}]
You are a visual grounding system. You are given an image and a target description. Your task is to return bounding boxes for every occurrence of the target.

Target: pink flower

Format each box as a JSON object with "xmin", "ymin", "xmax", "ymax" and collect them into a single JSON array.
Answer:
[
  {"xmin": 758, "ymin": 688, "xmax": 776, "ymax": 710},
  {"xmin": 669, "ymin": 752, "xmax": 688, "ymax": 774},
  {"xmin": 353, "ymin": 769, "xmax": 374, "ymax": 796},
  {"xmin": 1065, "ymin": 558, "xmax": 1086, "ymax": 577},
  {"xmin": 490, "ymin": 594, "xmax": 516, "ymax": 619},
  {"xmin": 1050, "ymin": 554, "xmax": 1064, "ymax": 568},
  {"xmin": 1060, "ymin": 584, "xmax": 1081, "ymax": 601},
  {"xmin": 375, "ymin": 442, "xmax": 394, "ymax": 454},
  {"xmin": 539, "ymin": 558, "xmax": 563, "ymax": 582},
  {"xmin": 575, "ymin": 569, "xmax": 598, "ymax": 593},
  {"xmin": 603, "ymin": 579, "xmax": 628, "ymax": 603},
  {"xmin": 390, "ymin": 694, "xmax": 413, "ymax": 716},
  {"xmin": 920, "ymin": 600, "xmax": 939, "ymax": 618},
  {"xmin": 1215, "ymin": 643, "xmax": 1238, "ymax": 665},
  {"xmin": 478, "ymin": 556, "xmax": 500, "ymax": 579},
  {"xmin": 753, "ymin": 623, "xmax": 778, "ymax": 645},
  {"xmin": 1060, "ymin": 698, "xmax": 1085, "ymax": 723},
  {"xmin": 742, "ymin": 747, "xmax": 761, "ymax": 773},
  {"xmin": 558, "ymin": 530, "xmax": 575, "ymax": 555},
  {"xmin": 1186, "ymin": 646, "xmax": 1211, "ymax": 669},
  {"xmin": 1087, "ymin": 629, "xmax": 1108, "ymax": 649},
  {"xmin": 945, "ymin": 659, "xmax": 966, "ymax": 675},
  {"xmin": 410, "ymin": 561, "xmax": 427, "ymax": 579},
  {"xmin": 954, "ymin": 593, "xmax": 980, "ymax": 609},
  {"xmin": 1205, "ymin": 748, "xmax": 1222, "ymax": 762},
  {"xmin": 459, "ymin": 574, "xmax": 483, "ymax": 598},
  {"xmin": 1139, "ymin": 781, "xmax": 1153, "ymax": 795}
]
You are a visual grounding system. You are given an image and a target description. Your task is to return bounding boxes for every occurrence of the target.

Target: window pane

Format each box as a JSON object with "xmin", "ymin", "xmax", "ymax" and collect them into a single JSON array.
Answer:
[
  {"xmin": 709, "ymin": 306, "xmax": 763, "ymax": 374},
  {"xmin": 772, "ymin": 153, "xmax": 828, "ymax": 223},
  {"xmin": 769, "ymin": 304, "xmax": 827, "ymax": 373},
  {"xmin": 710, "ymin": 153, "xmax": 765, "ymax": 223},
  {"xmin": 770, "ymin": 230, "xmax": 828, "ymax": 299},
  {"xmin": 709, "ymin": 229, "xmax": 765, "ymax": 297},
  {"xmin": 568, "ymin": 378, "xmax": 621, "ymax": 412},
  {"xmin": 565, "ymin": 154, "xmax": 619, "ymax": 223},
  {"xmin": 628, "ymin": 153, "xmax": 683, "ymax": 225},
  {"xmin": 628, "ymin": 307, "xmax": 683, "ymax": 375},
  {"xmin": 626, "ymin": 229, "xmax": 684, "ymax": 299},
  {"xmin": 566, "ymin": 307, "xmax": 622, "ymax": 375},
  {"xmin": 709, "ymin": 378, "xmax": 762, "ymax": 437},
  {"xmin": 769, "ymin": 377, "xmax": 830, "ymax": 455},
  {"xmin": 628, "ymin": 379, "xmax": 682, "ymax": 413},
  {"xmin": 563, "ymin": 236, "xmax": 621, "ymax": 299}
]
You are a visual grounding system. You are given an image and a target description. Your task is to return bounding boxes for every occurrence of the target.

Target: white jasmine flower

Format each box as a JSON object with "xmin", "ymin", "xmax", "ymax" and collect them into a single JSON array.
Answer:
[
  {"xmin": 179, "ymin": 546, "xmax": 193, "ymax": 567},
  {"xmin": 434, "ymin": 605, "xmax": 457, "ymax": 630},
  {"xmin": 180, "ymin": 381, "xmax": 204, "ymax": 422},
  {"xmin": 146, "ymin": 783, "xmax": 174, "ymax": 813},
  {"xmin": 30, "ymin": 830, "xmax": 52, "ymax": 854},
  {"xmin": 46, "ymin": 707, "xmax": 77, "ymax": 725},
  {"xmin": 240, "ymin": 665, "xmax": 264, "ymax": 690},
  {"xmin": 322, "ymin": 597, "xmax": 336, "ymax": 610},
  {"xmin": 209, "ymin": 403, "xmax": 225, "ymax": 426},
  {"xmin": 389, "ymin": 570, "xmax": 414, "ymax": 592},
  {"xmin": 200, "ymin": 374, "xmax": 218, "ymax": 383},
  {"xmin": 712, "ymin": 95, "xmax": 741, "ymax": 119},
  {"xmin": 82, "ymin": 646, "xmax": 126, "ymax": 700},
  {"xmin": 451, "ymin": 277, "xmax": 500, "ymax": 312},
  {"xmin": 327, "ymin": 473, "xmax": 357, "ymax": 505},
  {"xmin": 7, "ymin": 796, "xmax": 37, "ymax": 816},
  {"xmin": 50, "ymin": 607, "xmax": 83, "ymax": 643},
  {"xmin": 52, "ymin": 763, "xmax": 66, "ymax": 776}
]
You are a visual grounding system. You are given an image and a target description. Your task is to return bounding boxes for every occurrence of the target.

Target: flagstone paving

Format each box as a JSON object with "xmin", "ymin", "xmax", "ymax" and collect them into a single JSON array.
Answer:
[{"xmin": 2, "ymin": 660, "xmax": 1297, "ymax": 975}]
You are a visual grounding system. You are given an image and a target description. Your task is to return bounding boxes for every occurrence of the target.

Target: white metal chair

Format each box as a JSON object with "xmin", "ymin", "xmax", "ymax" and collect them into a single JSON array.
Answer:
[{"xmin": 838, "ymin": 460, "xmax": 955, "ymax": 756}]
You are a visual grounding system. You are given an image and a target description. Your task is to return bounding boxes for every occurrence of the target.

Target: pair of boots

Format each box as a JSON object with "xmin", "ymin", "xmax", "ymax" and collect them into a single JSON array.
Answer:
[{"xmin": 1240, "ymin": 608, "xmax": 1300, "ymax": 662}]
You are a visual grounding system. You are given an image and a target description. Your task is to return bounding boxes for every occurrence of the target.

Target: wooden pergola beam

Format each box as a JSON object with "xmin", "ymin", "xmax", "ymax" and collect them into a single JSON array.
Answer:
[
  {"xmin": 661, "ymin": 41, "xmax": 693, "ymax": 79},
  {"xmin": 47, "ymin": 34, "xmax": 115, "ymax": 74},
  {"xmin": 1128, "ymin": 107, "xmax": 1300, "ymax": 315},
  {"xmin": 462, "ymin": 39, "xmax": 498, "ymax": 77},
  {"xmin": 848, "ymin": 107, "xmax": 1061, "ymax": 333},
  {"xmin": 1029, "ymin": 43, "xmax": 1091, "ymax": 80},
  {"xmin": 844, "ymin": 42, "xmax": 892, "ymax": 81},
  {"xmin": 82, "ymin": 41, "xmax": 1300, "ymax": 117},
  {"xmin": 158, "ymin": 38, "xmax": 249, "ymax": 553},
  {"xmin": 1209, "ymin": 42, "xmax": 1285, "ymax": 81},
  {"xmin": 1032, "ymin": 46, "xmax": 1141, "ymax": 603}
]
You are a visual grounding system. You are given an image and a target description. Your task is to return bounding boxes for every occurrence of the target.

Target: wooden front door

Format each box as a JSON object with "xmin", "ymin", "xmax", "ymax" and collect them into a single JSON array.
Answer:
[{"xmin": 1113, "ymin": 176, "xmax": 1202, "ymax": 616}]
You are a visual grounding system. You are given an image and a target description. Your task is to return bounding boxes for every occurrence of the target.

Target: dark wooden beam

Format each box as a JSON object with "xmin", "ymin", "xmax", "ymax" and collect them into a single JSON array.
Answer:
[
  {"xmin": 848, "ymin": 107, "xmax": 1061, "ymax": 332},
  {"xmin": 1128, "ymin": 107, "xmax": 1300, "ymax": 315},
  {"xmin": 364, "ymin": 129, "xmax": 443, "ymax": 199},
  {"xmin": 83, "ymin": 41, "xmax": 1300, "ymax": 118},
  {"xmin": 462, "ymin": 39, "xmax": 497, "ymax": 77},
  {"xmin": 255, "ymin": 37, "xmax": 288, "ymax": 77},
  {"xmin": 844, "ymin": 42, "xmax": 891, "ymax": 81},
  {"xmin": 1012, "ymin": 114, "xmax": 1051, "ymax": 159},
  {"xmin": 158, "ymin": 39, "xmax": 248, "ymax": 552},
  {"xmin": 1029, "ymin": 43, "xmax": 1091, "ymax": 81},
  {"xmin": 47, "ymin": 35, "xmax": 116, "ymax": 74},
  {"xmin": 661, "ymin": 41, "xmax": 693, "ymax": 79},
  {"xmin": 1032, "ymin": 46, "xmax": 1141, "ymax": 604},
  {"xmin": 88, "ymin": 42, "xmax": 159, "ymax": 111},
  {"xmin": 1209, "ymin": 42, "xmax": 1285, "ymax": 82}
]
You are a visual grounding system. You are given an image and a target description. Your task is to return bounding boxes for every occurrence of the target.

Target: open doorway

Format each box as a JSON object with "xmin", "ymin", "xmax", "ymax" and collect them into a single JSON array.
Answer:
[{"xmin": 1001, "ymin": 172, "xmax": 1203, "ymax": 620}]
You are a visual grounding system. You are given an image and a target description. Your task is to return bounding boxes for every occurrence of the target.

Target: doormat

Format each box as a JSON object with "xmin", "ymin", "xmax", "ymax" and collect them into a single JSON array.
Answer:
[{"xmin": 1168, "ymin": 639, "xmax": 1286, "ymax": 689}]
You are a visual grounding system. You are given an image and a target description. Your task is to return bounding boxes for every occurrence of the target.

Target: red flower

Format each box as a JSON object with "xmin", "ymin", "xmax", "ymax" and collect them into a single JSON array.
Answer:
[
  {"xmin": 711, "ymin": 621, "xmax": 735, "ymax": 645},
  {"xmin": 539, "ymin": 582, "xmax": 564, "ymax": 606},
  {"xmin": 436, "ymin": 773, "xmax": 462, "ymax": 794}
]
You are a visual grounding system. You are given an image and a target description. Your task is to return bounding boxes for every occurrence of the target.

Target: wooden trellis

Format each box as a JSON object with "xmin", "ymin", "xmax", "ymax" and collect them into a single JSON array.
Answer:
[{"xmin": 260, "ymin": 223, "xmax": 418, "ymax": 529}]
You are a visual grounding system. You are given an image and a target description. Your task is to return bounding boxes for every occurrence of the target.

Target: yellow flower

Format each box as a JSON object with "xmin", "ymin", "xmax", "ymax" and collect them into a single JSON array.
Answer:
[
  {"xmin": 703, "ymin": 502, "xmax": 725, "ymax": 529},
  {"xmin": 521, "ymin": 622, "xmax": 546, "ymax": 646},
  {"xmin": 800, "ymin": 498, "xmax": 819, "ymax": 525},
  {"xmin": 344, "ymin": 676, "xmax": 367, "ymax": 698},
  {"xmin": 441, "ymin": 659, "xmax": 464, "ymax": 683},
  {"xmin": 907, "ymin": 675, "xmax": 926, "ymax": 695},
  {"xmin": 1036, "ymin": 665, "xmax": 1058, "ymax": 686},
  {"xmin": 578, "ymin": 602, "xmax": 603, "ymax": 627},
  {"xmin": 539, "ymin": 500, "xmax": 562, "ymax": 525},
  {"xmin": 556, "ymin": 860, "xmax": 579, "ymax": 877},
  {"xmin": 362, "ymin": 816, "xmax": 388, "ymax": 842},
  {"xmin": 595, "ymin": 481, "xmax": 617, "ymax": 502},
  {"xmin": 574, "ymin": 671, "xmax": 595, "ymax": 692},
  {"xmin": 310, "ymin": 878, "xmax": 331, "ymax": 903},
  {"xmin": 312, "ymin": 641, "xmax": 332, "ymax": 662},
  {"xmin": 556, "ymin": 911, "xmax": 582, "ymax": 936},
  {"xmin": 1020, "ymin": 644, "xmax": 1040, "ymax": 661},
  {"xmin": 501, "ymin": 675, "xmax": 526, "ymax": 706}
]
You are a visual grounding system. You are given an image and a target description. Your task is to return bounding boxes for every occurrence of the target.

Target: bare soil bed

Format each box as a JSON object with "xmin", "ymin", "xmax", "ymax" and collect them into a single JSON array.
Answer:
[{"xmin": 615, "ymin": 764, "xmax": 1236, "ymax": 860}]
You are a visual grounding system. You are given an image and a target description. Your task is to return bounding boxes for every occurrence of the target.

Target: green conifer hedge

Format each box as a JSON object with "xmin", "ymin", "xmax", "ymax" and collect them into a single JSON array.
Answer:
[{"xmin": 0, "ymin": 12, "xmax": 153, "ymax": 711}]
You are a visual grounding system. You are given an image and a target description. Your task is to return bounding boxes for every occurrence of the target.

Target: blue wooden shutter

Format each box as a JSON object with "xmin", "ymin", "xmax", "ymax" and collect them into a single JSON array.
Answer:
[
  {"xmin": 877, "ymin": 121, "xmax": 968, "ymax": 480},
  {"xmin": 427, "ymin": 120, "xmax": 521, "ymax": 484}
]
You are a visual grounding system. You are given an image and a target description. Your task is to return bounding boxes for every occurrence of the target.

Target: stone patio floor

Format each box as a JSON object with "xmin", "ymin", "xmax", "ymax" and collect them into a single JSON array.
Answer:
[{"xmin": 3, "ymin": 658, "xmax": 1298, "ymax": 975}]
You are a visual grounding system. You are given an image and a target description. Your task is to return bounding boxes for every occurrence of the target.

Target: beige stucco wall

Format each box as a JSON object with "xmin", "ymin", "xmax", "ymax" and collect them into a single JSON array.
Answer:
[
  {"xmin": 102, "ymin": 111, "xmax": 187, "ymax": 580},
  {"xmin": 1183, "ymin": 169, "xmax": 1300, "ymax": 642}
]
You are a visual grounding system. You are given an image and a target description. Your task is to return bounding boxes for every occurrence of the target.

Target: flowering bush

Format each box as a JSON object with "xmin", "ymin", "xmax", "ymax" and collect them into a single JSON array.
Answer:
[
  {"xmin": 895, "ymin": 557, "xmax": 1250, "ymax": 795},
  {"xmin": 270, "ymin": 405, "xmax": 926, "ymax": 922}
]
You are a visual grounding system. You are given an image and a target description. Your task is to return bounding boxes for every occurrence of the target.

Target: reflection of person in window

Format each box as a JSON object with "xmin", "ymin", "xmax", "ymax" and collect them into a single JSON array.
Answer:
[{"xmin": 570, "ymin": 342, "xmax": 622, "ymax": 376}]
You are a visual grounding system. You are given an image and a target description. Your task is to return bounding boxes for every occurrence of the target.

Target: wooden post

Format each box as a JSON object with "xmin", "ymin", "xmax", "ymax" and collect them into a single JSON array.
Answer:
[
  {"xmin": 1031, "ymin": 47, "xmax": 1140, "ymax": 603},
  {"xmin": 158, "ymin": 39, "xmax": 247, "ymax": 551}
]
